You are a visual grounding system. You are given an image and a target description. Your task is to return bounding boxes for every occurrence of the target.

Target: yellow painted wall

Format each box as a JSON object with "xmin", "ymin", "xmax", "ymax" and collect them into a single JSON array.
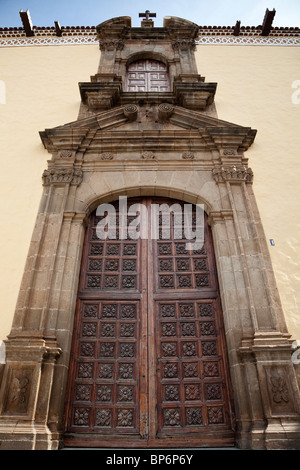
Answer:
[
  {"xmin": 196, "ymin": 45, "xmax": 300, "ymax": 339},
  {"xmin": 0, "ymin": 43, "xmax": 299, "ymax": 342},
  {"xmin": 0, "ymin": 45, "xmax": 99, "ymax": 339}
]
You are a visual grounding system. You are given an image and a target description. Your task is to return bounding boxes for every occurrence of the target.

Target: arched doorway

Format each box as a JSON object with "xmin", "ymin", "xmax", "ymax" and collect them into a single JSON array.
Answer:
[
  {"xmin": 125, "ymin": 59, "xmax": 170, "ymax": 92},
  {"xmin": 63, "ymin": 197, "xmax": 235, "ymax": 448}
]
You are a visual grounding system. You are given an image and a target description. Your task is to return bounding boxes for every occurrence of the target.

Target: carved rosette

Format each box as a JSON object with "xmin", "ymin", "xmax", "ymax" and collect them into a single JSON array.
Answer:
[
  {"xmin": 141, "ymin": 151, "xmax": 156, "ymax": 160},
  {"xmin": 220, "ymin": 148, "xmax": 238, "ymax": 156},
  {"xmin": 100, "ymin": 152, "xmax": 114, "ymax": 160},
  {"xmin": 181, "ymin": 151, "xmax": 195, "ymax": 160},
  {"xmin": 59, "ymin": 150, "xmax": 74, "ymax": 159},
  {"xmin": 212, "ymin": 165, "xmax": 254, "ymax": 184},
  {"xmin": 42, "ymin": 168, "xmax": 83, "ymax": 186}
]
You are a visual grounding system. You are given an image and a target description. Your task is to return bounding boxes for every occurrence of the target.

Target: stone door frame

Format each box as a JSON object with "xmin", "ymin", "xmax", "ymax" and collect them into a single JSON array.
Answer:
[{"xmin": 0, "ymin": 175, "xmax": 299, "ymax": 449}]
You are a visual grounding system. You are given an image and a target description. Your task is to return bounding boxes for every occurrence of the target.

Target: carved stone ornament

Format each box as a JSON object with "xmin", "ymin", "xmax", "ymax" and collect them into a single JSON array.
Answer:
[
  {"xmin": 212, "ymin": 165, "xmax": 254, "ymax": 184},
  {"xmin": 158, "ymin": 103, "xmax": 174, "ymax": 121},
  {"xmin": 141, "ymin": 151, "xmax": 156, "ymax": 160},
  {"xmin": 59, "ymin": 150, "xmax": 73, "ymax": 159},
  {"xmin": 123, "ymin": 104, "xmax": 138, "ymax": 121},
  {"xmin": 220, "ymin": 148, "xmax": 238, "ymax": 156},
  {"xmin": 270, "ymin": 375, "xmax": 290, "ymax": 404},
  {"xmin": 99, "ymin": 39, "xmax": 125, "ymax": 51},
  {"xmin": 42, "ymin": 168, "xmax": 83, "ymax": 186},
  {"xmin": 182, "ymin": 151, "xmax": 195, "ymax": 160},
  {"xmin": 172, "ymin": 39, "xmax": 196, "ymax": 51},
  {"xmin": 6, "ymin": 374, "xmax": 30, "ymax": 414},
  {"xmin": 100, "ymin": 152, "xmax": 114, "ymax": 160}
]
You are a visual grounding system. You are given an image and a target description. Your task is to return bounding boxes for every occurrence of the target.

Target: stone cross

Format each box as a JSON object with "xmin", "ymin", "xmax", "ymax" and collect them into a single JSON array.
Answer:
[{"xmin": 139, "ymin": 10, "xmax": 156, "ymax": 20}]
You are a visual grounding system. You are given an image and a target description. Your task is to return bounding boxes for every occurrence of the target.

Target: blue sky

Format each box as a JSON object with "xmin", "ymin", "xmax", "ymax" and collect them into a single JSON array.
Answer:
[{"xmin": 0, "ymin": 0, "xmax": 299, "ymax": 28}]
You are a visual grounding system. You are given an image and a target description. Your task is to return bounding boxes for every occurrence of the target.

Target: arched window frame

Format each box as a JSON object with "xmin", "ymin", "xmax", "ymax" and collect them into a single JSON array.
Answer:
[{"xmin": 125, "ymin": 56, "xmax": 170, "ymax": 92}]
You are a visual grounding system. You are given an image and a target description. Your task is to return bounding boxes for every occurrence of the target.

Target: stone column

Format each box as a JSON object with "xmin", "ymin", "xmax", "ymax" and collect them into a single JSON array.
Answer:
[
  {"xmin": 46, "ymin": 211, "xmax": 87, "ymax": 440},
  {"xmin": 0, "ymin": 165, "xmax": 83, "ymax": 449}
]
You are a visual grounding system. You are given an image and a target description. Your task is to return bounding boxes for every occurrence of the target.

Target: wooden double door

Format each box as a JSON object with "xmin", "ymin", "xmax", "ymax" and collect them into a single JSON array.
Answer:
[{"xmin": 64, "ymin": 197, "xmax": 235, "ymax": 448}]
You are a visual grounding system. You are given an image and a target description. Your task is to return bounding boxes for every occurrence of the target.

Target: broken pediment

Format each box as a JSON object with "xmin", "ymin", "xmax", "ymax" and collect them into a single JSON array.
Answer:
[
  {"xmin": 95, "ymin": 15, "xmax": 199, "ymax": 42},
  {"xmin": 96, "ymin": 16, "xmax": 132, "ymax": 40},
  {"xmin": 40, "ymin": 103, "xmax": 256, "ymax": 155}
]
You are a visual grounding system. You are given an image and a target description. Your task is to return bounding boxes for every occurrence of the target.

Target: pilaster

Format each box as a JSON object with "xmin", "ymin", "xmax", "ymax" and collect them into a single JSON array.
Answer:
[
  {"xmin": 211, "ymin": 153, "xmax": 300, "ymax": 448},
  {"xmin": 0, "ymin": 159, "xmax": 84, "ymax": 449}
]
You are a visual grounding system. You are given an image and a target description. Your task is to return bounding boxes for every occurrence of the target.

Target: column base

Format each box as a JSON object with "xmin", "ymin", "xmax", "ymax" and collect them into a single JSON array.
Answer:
[
  {"xmin": 0, "ymin": 420, "xmax": 60, "ymax": 450},
  {"xmin": 264, "ymin": 421, "xmax": 300, "ymax": 450},
  {"xmin": 236, "ymin": 419, "xmax": 300, "ymax": 449}
]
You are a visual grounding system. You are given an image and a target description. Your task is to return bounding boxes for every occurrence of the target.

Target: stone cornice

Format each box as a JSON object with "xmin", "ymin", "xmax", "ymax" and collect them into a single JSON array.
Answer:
[
  {"xmin": 40, "ymin": 128, "xmax": 255, "ymax": 154},
  {"xmin": 40, "ymin": 127, "xmax": 90, "ymax": 153},
  {"xmin": 40, "ymin": 103, "xmax": 257, "ymax": 154}
]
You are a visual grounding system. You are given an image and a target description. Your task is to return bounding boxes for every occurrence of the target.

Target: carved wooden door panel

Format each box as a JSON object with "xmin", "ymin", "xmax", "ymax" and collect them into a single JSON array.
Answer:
[
  {"xmin": 126, "ymin": 60, "xmax": 170, "ymax": 92},
  {"xmin": 64, "ymin": 199, "xmax": 145, "ymax": 444},
  {"xmin": 64, "ymin": 198, "xmax": 235, "ymax": 448},
  {"xmin": 150, "ymin": 199, "xmax": 234, "ymax": 444}
]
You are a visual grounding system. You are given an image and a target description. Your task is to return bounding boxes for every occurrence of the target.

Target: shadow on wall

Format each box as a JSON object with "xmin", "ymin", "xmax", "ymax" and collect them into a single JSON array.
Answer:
[
  {"xmin": 0, "ymin": 341, "xmax": 5, "ymax": 385},
  {"xmin": 0, "ymin": 81, "xmax": 6, "ymax": 104}
]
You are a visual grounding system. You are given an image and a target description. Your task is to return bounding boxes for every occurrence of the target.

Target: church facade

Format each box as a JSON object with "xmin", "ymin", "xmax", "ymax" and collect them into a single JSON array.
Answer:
[{"xmin": 0, "ymin": 13, "xmax": 300, "ymax": 450}]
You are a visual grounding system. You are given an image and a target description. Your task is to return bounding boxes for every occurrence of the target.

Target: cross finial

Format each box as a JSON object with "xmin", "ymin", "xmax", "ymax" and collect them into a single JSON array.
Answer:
[{"xmin": 139, "ymin": 10, "xmax": 156, "ymax": 20}]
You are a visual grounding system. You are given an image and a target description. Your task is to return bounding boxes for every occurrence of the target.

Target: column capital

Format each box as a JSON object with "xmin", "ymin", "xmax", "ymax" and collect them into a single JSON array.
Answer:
[
  {"xmin": 42, "ymin": 168, "xmax": 83, "ymax": 186},
  {"xmin": 212, "ymin": 165, "xmax": 254, "ymax": 184}
]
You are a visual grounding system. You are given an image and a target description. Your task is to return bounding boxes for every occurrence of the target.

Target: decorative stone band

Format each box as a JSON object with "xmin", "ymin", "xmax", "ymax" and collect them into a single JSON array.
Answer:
[
  {"xmin": 0, "ymin": 36, "xmax": 98, "ymax": 47},
  {"xmin": 212, "ymin": 165, "xmax": 254, "ymax": 184},
  {"xmin": 196, "ymin": 36, "xmax": 300, "ymax": 47},
  {"xmin": 0, "ymin": 34, "xmax": 300, "ymax": 48},
  {"xmin": 42, "ymin": 168, "xmax": 83, "ymax": 186}
]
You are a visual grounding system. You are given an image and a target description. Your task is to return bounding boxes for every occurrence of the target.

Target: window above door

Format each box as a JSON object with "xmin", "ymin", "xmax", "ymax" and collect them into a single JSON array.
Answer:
[{"xmin": 125, "ymin": 59, "xmax": 170, "ymax": 92}]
